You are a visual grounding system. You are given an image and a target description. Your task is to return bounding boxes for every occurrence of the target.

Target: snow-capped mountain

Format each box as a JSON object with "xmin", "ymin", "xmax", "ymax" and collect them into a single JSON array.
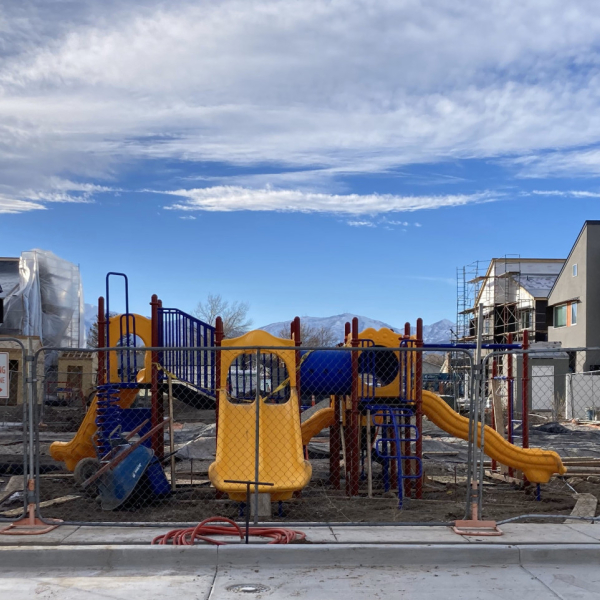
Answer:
[{"xmin": 260, "ymin": 313, "xmax": 454, "ymax": 345}]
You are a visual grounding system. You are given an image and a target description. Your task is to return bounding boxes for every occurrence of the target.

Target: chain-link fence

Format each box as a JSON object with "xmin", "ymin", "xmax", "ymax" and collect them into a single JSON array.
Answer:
[
  {"xmin": 0, "ymin": 338, "xmax": 30, "ymax": 525},
  {"xmin": 2, "ymin": 339, "xmax": 600, "ymax": 529}
]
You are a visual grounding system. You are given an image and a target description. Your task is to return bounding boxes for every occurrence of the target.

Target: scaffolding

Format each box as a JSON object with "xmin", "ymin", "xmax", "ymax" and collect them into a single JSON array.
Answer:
[{"xmin": 457, "ymin": 256, "xmax": 560, "ymax": 345}]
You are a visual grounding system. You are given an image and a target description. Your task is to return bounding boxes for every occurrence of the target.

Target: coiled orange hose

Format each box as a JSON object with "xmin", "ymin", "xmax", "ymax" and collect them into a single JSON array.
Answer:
[{"xmin": 151, "ymin": 516, "xmax": 306, "ymax": 545}]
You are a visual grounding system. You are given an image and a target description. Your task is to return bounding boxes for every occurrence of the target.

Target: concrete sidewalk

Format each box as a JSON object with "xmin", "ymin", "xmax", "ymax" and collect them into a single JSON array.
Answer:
[
  {"xmin": 1, "ymin": 524, "xmax": 600, "ymax": 598},
  {"xmin": 1, "ymin": 522, "xmax": 600, "ymax": 545}
]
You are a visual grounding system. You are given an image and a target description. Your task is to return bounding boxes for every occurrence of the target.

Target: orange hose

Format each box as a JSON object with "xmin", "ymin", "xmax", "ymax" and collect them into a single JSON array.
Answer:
[{"xmin": 151, "ymin": 516, "xmax": 306, "ymax": 545}]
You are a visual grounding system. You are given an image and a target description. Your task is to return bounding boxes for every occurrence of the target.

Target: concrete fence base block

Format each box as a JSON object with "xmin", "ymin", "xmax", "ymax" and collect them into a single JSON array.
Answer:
[{"xmin": 250, "ymin": 493, "xmax": 272, "ymax": 519}]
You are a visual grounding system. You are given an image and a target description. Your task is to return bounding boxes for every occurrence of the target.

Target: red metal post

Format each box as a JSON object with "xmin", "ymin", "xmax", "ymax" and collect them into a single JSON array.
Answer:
[
  {"xmin": 522, "ymin": 329, "xmax": 529, "ymax": 451},
  {"xmin": 97, "ymin": 297, "xmax": 106, "ymax": 386},
  {"xmin": 293, "ymin": 316, "xmax": 301, "ymax": 409},
  {"xmin": 150, "ymin": 294, "xmax": 163, "ymax": 460},
  {"xmin": 491, "ymin": 358, "xmax": 498, "ymax": 472},
  {"xmin": 507, "ymin": 333, "xmax": 514, "ymax": 477},
  {"xmin": 415, "ymin": 318, "xmax": 424, "ymax": 499}
]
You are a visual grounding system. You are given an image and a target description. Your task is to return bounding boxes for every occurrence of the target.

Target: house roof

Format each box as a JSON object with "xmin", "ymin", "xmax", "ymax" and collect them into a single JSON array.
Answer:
[
  {"xmin": 518, "ymin": 275, "xmax": 560, "ymax": 299},
  {"xmin": 474, "ymin": 258, "xmax": 565, "ymax": 306},
  {"xmin": 548, "ymin": 220, "xmax": 600, "ymax": 301}
]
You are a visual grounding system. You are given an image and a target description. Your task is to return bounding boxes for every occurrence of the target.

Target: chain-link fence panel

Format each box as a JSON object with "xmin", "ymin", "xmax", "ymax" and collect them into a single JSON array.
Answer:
[
  {"xmin": 0, "ymin": 338, "xmax": 29, "ymax": 524},
  {"xmin": 474, "ymin": 346, "xmax": 600, "ymax": 524},
  {"xmin": 29, "ymin": 342, "xmax": 600, "ymax": 527}
]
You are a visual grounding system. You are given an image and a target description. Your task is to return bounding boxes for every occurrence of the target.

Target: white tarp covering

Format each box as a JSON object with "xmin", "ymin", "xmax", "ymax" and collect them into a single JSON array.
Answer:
[{"xmin": 0, "ymin": 249, "xmax": 85, "ymax": 349}]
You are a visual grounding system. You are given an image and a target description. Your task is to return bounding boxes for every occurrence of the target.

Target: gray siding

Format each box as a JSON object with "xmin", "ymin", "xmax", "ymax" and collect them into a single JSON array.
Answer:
[
  {"xmin": 548, "ymin": 226, "xmax": 588, "ymax": 348},
  {"xmin": 585, "ymin": 224, "xmax": 600, "ymax": 349}
]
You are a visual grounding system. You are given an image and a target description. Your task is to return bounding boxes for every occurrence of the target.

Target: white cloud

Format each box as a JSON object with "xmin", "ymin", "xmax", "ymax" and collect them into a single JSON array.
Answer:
[
  {"xmin": 0, "ymin": 195, "xmax": 46, "ymax": 214},
  {"xmin": 347, "ymin": 220, "xmax": 376, "ymax": 227},
  {"xmin": 3, "ymin": 1, "xmax": 600, "ymax": 204},
  {"xmin": 531, "ymin": 189, "xmax": 600, "ymax": 197},
  {"xmin": 510, "ymin": 149, "xmax": 600, "ymax": 179},
  {"xmin": 161, "ymin": 186, "xmax": 495, "ymax": 215},
  {"xmin": 179, "ymin": 215, "xmax": 197, "ymax": 220},
  {"xmin": 0, "ymin": 178, "xmax": 116, "ymax": 214}
]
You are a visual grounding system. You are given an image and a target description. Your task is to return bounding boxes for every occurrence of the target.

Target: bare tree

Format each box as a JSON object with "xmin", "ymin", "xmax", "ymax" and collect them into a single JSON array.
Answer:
[
  {"xmin": 86, "ymin": 312, "xmax": 117, "ymax": 348},
  {"xmin": 194, "ymin": 293, "xmax": 253, "ymax": 338},
  {"xmin": 277, "ymin": 323, "xmax": 337, "ymax": 347}
]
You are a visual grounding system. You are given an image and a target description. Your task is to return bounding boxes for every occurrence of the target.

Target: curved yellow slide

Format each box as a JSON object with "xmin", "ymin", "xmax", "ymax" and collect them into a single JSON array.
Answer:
[
  {"xmin": 422, "ymin": 390, "xmax": 566, "ymax": 484},
  {"xmin": 49, "ymin": 388, "xmax": 138, "ymax": 472},
  {"xmin": 301, "ymin": 407, "xmax": 335, "ymax": 446}
]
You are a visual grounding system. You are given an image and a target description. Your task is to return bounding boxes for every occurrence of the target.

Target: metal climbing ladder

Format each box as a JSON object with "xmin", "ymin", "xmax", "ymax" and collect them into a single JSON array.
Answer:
[{"xmin": 367, "ymin": 405, "xmax": 422, "ymax": 508}]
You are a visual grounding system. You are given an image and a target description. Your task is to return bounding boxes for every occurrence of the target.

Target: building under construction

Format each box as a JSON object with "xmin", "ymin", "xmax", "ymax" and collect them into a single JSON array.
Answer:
[{"xmin": 456, "ymin": 257, "xmax": 565, "ymax": 344}]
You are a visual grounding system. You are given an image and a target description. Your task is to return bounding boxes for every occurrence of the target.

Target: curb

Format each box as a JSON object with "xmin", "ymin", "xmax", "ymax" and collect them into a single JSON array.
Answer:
[{"xmin": 1, "ymin": 543, "xmax": 599, "ymax": 570}]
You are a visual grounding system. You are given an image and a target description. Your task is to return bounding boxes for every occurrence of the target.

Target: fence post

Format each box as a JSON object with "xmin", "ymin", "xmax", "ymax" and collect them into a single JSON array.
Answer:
[
  {"xmin": 522, "ymin": 330, "xmax": 529, "ymax": 451},
  {"xmin": 507, "ymin": 333, "xmax": 514, "ymax": 477},
  {"xmin": 490, "ymin": 358, "xmax": 497, "ymax": 472},
  {"xmin": 215, "ymin": 317, "xmax": 223, "ymax": 440},
  {"xmin": 415, "ymin": 319, "xmax": 424, "ymax": 499},
  {"xmin": 403, "ymin": 322, "xmax": 412, "ymax": 497},
  {"xmin": 150, "ymin": 294, "xmax": 163, "ymax": 460},
  {"xmin": 349, "ymin": 317, "xmax": 360, "ymax": 496},
  {"xmin": 254, "ymin": 348, "xmax": 261, "ymax": 524},
  {"xmin": 329, "ymin": 393, "xmax": 341, "ymax": 489}
]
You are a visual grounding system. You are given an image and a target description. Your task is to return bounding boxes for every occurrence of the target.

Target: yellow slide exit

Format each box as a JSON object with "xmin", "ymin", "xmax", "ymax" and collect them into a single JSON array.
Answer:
[{"xmin": 422, "ymin": 390, "xmax": 566, "ymax": 483}]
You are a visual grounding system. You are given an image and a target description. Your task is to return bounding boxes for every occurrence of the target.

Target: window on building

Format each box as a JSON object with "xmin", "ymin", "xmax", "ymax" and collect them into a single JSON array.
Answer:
[
  {"xmin": 573, "ymin": 264, "xmax": 578, "ymax": 277},
  {"xmin": 519, "ymin": 310, "xmax": 532, "ymax": 330},
  {"xmin": 571, "ymin": 302, "xmax": 578, "ymax": 325},
  {"xmin": 554, "ymin": 305, "xmax": 567, "ymax": 328}
]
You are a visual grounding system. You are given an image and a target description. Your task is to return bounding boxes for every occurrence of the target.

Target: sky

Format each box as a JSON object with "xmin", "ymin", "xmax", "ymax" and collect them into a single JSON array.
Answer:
[{"xmin": 1, "ymin": 0, "xmax": 600, "ymax": 328}]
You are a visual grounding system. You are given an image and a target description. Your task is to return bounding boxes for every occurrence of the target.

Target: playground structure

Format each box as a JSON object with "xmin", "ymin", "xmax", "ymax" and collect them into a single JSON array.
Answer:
[{"xmin": 48, "ymin": 273, "xmax": 566, "ymax": 515}]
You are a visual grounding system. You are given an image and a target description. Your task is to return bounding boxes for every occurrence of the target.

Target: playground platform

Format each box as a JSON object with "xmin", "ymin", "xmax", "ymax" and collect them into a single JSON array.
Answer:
[{"xmin": 1, "ymin": 524, "xmax": 600, "ymax": 599}]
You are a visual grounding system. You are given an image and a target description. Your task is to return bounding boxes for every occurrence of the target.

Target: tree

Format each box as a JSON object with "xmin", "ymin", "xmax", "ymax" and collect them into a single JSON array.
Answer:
[
  {"xmin": 87, "ymin": 319, "xmax": 100, "ymax": 348},
  {"xmin": 194, "ymin": 293, "xmax": 253, "ymax": 338},
  {"xmin": 86, "ymin": 312, "xmax": 118, "ymax": 348},
  {"xmin": 277, "ymin": 322, "xmax": 337, "ymax": 347}
]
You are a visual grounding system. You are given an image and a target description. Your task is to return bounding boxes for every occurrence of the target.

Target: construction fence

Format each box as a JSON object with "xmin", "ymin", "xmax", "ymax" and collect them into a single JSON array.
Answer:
[{"xmin": 1, "ymin": 341, "xmax": 600, "ymax": 529}]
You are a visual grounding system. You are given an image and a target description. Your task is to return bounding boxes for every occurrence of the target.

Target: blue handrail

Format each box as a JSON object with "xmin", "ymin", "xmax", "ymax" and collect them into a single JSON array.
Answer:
[{"xmin": 158, "ymin": 307, "xmax": 215, "ymax": 395}]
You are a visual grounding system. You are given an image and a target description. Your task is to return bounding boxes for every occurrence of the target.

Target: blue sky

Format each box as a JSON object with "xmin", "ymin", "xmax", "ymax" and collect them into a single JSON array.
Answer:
[{"xmin": 1, "ymin": 1, "xmax": 600, "ymax": 328}]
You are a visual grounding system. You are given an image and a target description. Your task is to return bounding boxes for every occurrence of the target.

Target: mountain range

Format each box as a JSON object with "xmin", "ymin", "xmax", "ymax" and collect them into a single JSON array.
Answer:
[
  {"xmin": 260, "ymin": 313, "xmax": 454, "ymax": 345},
  {"xmin": 85, "ymin": 303, "xmax": 455, "ymax": 345}
]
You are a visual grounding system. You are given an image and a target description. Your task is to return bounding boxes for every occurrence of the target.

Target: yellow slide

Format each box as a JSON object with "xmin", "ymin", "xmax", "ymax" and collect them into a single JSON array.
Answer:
[
  {"xmin": 301, "ymin": 406, "xmax": 335, "ymax": 446},
  {"xmin": 208, "ymin": 388, "xmax": 312, "ymax": 502},
  {"xmin": 208, "ymin": 330, "xmax": 312, "ymax": 501},
  {"xmin": 422, "ymin": 390, "xmax": 566, "ymax": 483},
  {"xmin": 49, "ymin": 387, "xmax": 138, "ymax": 472}
]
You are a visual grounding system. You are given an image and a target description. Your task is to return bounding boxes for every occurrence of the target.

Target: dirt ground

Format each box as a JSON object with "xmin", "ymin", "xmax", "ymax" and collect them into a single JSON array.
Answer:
[
  {"xmin": 32, "ymin": 461, "xmax": 581, "ymax": 524},
  {"xmin": 3, "ymin": 404, "xmax": 600, "ymax": 524}
]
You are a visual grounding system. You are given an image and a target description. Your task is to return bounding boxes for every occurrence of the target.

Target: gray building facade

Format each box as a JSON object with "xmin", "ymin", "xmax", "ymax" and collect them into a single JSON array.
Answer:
[{"xmin": 548, "ymin": 221, "xmax": 600, "ymax": 372}]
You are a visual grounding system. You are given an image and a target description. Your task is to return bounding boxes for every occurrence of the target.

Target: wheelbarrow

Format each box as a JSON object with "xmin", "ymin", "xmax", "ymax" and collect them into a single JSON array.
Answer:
[{"xmin": 79, "ymin": 420, "xmax": 170, "ymax": 510}]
